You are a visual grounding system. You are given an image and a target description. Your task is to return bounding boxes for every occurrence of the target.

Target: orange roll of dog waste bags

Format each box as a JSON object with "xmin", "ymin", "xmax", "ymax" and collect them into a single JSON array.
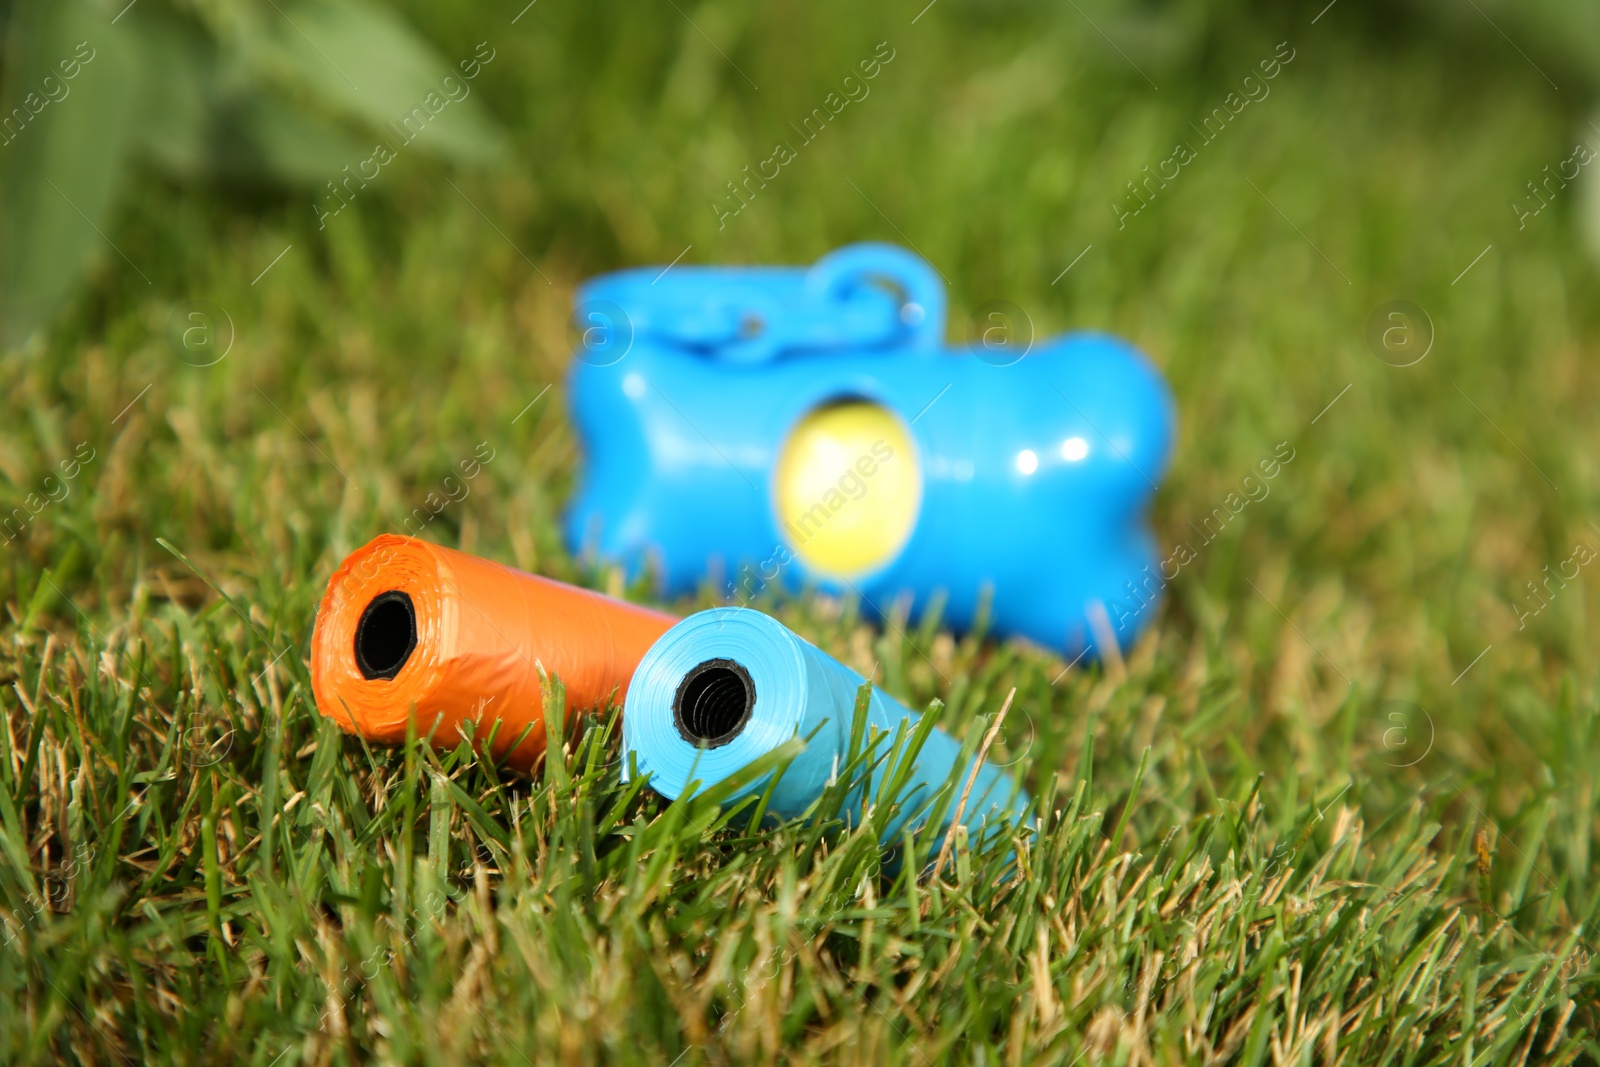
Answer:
[{"xmin": 311, "ymin": 534, "xmax": 676, "ymax": 768}]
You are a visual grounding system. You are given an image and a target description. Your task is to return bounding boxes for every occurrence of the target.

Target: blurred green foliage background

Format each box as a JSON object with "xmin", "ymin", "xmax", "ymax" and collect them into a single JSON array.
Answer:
[{"xmin": 5, "ymin": 0, "xmax": 1600, "ymax": 348}]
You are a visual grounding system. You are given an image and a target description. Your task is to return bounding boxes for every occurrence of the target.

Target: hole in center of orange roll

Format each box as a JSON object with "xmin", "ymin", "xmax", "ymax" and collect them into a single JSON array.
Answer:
[
  {"xmin": 673, "ymin": 659, "xmax": 754, "ymax": 748},
  {"xmin": 355, "ymin": 591, "xmax": 417, "ymax": 681}
]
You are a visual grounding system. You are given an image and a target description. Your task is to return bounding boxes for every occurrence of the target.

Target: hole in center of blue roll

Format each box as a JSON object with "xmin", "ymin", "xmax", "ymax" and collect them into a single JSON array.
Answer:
[{"xmin": 673, "ymin": 658, "xmax": 755, "ymax": 748}]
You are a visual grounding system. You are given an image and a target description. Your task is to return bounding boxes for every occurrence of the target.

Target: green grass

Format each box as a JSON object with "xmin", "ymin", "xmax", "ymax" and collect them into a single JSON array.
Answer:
[{"xmin": 3, "ymin": 1, "xmax": 1600, "ymax": 1062}]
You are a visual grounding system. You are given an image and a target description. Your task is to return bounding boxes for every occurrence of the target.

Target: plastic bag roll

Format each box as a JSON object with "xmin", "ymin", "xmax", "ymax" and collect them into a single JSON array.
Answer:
[
  {"xmin": 312, "ymin": 534, "xmax": 676, "ymax": 767},
  {"xmin": 623, "ymin": 607, "xmax": 1030, "ymax": 846}
]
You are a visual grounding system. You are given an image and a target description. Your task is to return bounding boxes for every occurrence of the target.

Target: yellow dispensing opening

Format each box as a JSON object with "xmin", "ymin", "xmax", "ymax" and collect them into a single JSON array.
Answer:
[{"xmin": 772, "ymin": 400, "xmax": 921, "ymax": 577}]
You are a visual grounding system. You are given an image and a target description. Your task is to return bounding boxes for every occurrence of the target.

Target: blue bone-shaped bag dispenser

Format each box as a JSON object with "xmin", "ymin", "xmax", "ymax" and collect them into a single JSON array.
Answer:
[{"xmin": 564, "ymin": 243, "xmax": 1176, "ymax": 659}]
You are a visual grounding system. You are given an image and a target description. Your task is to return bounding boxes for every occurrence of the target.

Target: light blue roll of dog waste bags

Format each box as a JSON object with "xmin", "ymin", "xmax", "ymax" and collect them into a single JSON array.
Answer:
[{"xmin": 622, "ymin": 607, "xmax": 1030, "ymax": 848}]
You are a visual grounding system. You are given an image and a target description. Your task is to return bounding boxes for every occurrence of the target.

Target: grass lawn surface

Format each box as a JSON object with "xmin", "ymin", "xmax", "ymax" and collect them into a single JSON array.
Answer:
[{"xmin": 2, "ymin": 1, "xmax": 1599, "ymax": 1063}]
